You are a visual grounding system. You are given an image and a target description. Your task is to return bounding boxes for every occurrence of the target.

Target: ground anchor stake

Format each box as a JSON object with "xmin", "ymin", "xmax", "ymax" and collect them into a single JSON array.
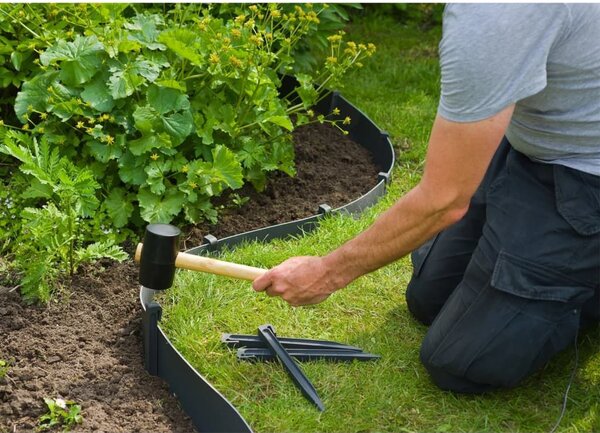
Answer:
[{"xmin": 257, "ymin": 324, "xmax": 325, "ymax": 411}]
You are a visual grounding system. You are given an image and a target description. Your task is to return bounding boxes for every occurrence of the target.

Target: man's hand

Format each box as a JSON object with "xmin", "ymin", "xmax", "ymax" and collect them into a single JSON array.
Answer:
[{"xmin": 252, "ymin": 256, "xmax": 342, "ymax": 307}]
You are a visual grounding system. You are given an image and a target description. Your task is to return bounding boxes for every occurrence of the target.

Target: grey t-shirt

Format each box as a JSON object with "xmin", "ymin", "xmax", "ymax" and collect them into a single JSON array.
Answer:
[{"xmin": 438, "ymin": 4, "xmax": 600, "ymax": 175}]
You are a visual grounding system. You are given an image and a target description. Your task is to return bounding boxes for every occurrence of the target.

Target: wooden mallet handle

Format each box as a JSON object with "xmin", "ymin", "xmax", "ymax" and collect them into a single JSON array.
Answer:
[{"xmin": 135, "ymin": 243, "xmax": 266, "ymax": 281}]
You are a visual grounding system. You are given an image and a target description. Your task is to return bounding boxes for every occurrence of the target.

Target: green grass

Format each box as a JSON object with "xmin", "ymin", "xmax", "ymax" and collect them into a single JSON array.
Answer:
[{"xmin": 159, "ymin": 15, "xmax": 600, "ymax": 433}]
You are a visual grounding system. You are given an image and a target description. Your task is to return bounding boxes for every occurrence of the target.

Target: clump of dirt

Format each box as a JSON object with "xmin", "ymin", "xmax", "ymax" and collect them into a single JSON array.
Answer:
[{"xmin": 0, "ymin": 122, "xmax": 380, "ymax": 433}]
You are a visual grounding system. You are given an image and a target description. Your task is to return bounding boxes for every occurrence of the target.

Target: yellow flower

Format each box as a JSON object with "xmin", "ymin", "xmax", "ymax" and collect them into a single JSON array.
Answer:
[
  {"xmin": 229, "ymin": 56, "xmax": 242, "ymax": 68},
  {"xmin": 87, "ymin": 118, "xmax": 95, "ymax": 125},
  {"xmin": 249, "ymin": 35, "xmax": 262, "ymax": 46},
  {"xmin": 181, "ymin": 165, "xmax": 189, "ymax": 173},
  {"xmin": 106, "ymin": 135, "xmax": 114, "ymax": 145},
  {"xmin": 326, "ymin": 56, "xmax": 337, "ymax": 64},
  {"xmin": 76, "ymin": 121, "xmax": 85, "ymax": 129},
  {"xmin": 327, "ymin": 34, "xmax": 342, "ymax": 43},
  {"xmin": 86, "ymin": 127, "xmax": 94, "ymax": 134},
  {"xmin": 150, "ymin": 153, "xmax": 159, "ymax": 161},
  {"xmin": 22, "ymin": 124, "xmax": 29, "ymax": 130},
  {"xmin": 231, "ymin": 28, "xmax": 242, "ymax": 39},
  {"xmin": 343, "ymin": 116, "xmax": 351, "ymax": 125},
  {"xmin": 40, "ymin": 112, "xmax": 48, "ymax": 120},
  {"xmin": 271, "ymin": 9, "xmax": 281, "ymax": 19},
  {"xmin": 37, "ymin": 127, "xmax": 45, "ymax": 134},
  {"xmin": 189, "ymin": 181, "xmax": 198, "ymax": 189},
  {"xmin": 307, "ymin": 109, "xmax": 315, "ymax": 117},
  {"xmin": 332, "ymin": 107, "xmax": 340, "ymax": 115},
  {"xmin": 209, "ymin": 53, "xmax": 220, "ymax": 64},
  {"xmin": 102, "ymin": 114, "xmax": 110, "ymax": 121},
  {"xmin": 342, "ymin": 130, "xmax": 349, "ymax": 135},
  {"xmin": 27, "ymin": 105, "xmax": 34, "ymax": 112},
  {"xmin": 249, "ymin": 5, "xmax": 258, "ymax": 12}
]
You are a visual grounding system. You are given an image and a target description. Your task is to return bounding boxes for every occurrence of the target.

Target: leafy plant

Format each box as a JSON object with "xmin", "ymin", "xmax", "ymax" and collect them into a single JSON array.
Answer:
[
  {"xmin": 37, "ymin": 398, "xmax": 83, "ymax": 432},
  {"xmin": 0, "ymin": 130, "xmax": 127, "ymax": 303},
  {"xmin": 1, "ymin": 3, "xmax": 375, "ymax": 228},
  {"xmin": 0, "ymin": 359, "xmax": 9, "ymax": 379}
]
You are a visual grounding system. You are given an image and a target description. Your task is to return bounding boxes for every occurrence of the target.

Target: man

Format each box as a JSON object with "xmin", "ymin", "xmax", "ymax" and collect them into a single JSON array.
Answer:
[{"xmin": 253, "ymin": 4, "xmax": 600, "ymax": 392}]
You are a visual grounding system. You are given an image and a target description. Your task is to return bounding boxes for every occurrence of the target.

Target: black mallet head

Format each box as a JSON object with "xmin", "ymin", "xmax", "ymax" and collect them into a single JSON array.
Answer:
[{"xmin": 138, "ymin": 224, "xmax": 181, "ymax": 291}]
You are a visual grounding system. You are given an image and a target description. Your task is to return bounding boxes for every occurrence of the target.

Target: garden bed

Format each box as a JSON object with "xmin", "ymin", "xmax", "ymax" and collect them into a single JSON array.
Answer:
[{"xmin": 0, "ymin": 121, "xmax": 379, "ymax": 433}]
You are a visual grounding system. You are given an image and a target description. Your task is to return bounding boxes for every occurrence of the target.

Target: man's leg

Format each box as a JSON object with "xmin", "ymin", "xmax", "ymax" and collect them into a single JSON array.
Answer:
[
  {"xmin": 406, "ymin": 138, "xmax": 511, "ymax": 325},
  {"xmin": 419, "ymin": 149, "xmax": 599, "ymax": 393}
]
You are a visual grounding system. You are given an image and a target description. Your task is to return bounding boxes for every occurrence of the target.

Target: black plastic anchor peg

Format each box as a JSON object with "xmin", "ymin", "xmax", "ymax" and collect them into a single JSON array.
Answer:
[
  {"xmin": 257, "ymin": 324, "xmax": 325, "ymax": 411},
  {"xmin": 221, "ymin": 333, "xmax": 363, "ymax": 352},
  {"xmin": 237, "ymin": 347, "xmax": 381, "ymax": 363}
]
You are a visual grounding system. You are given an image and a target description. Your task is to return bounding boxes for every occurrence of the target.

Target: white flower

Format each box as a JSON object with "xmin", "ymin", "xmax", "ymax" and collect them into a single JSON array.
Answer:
[{"xmin": 55, "ymin": 398, "xmax": 67, "ymax": 409}]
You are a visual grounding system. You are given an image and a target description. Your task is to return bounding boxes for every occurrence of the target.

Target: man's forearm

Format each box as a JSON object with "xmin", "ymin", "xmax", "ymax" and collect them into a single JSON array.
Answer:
[{"xmin": 322, "ymin": 183, "xmax": 467, "ymax": 289}]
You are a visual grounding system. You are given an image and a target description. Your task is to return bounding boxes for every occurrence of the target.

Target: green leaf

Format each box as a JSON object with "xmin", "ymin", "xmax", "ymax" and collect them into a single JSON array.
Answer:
[
  {"xmin": 155, "ymin": 78, "xmax": 186, "ymax": 92},
  {"xmin": 147, "ymin": 85, "xmax": 190, "ymax": 114},
  {"xmin": 132, "ymin": 106, "xmax": 157, "ymax": 133},
  {"xmin": 127, "ymin": 133, "xmax": 171, "ymax": 156},
  {"xmin": 264, "ymin": 115, "xmax": 293, "ymax": 131},
  {"xmin": 81, "ymin": 75, "xmax": 115, "ymax": 112},
  {"xmin": 138, "ymin": 187, "xmax": 185, "ymax": 223},
  {"xmin": 87, "ymin": 140, "xmax": 122, "ymax": 163},
  {"xmin": 10, "ymin": 51, "xmax": 22, "ymax": 71},
  {"xmin": 211, "ymin": 145, "xmax": 243, "ymax": 189},
  {"xmin": 22, "ymin": 179, "xmax": 53, "ymax": 199},
  {"xmin": 133, "ymin": 57, "xmax": 161, "ymax": 83},
  {"xmin": 40, "ymin": 36, "xmax": 105, "ymax": 86},
  {"xmin": 14, "ymin": 71, "xmax": 57, "ymax": 122},
  {"xmin": 108, "ymin": 65, "xmax": 144, "ymax": 99},
  {"xmin": 125, "ymin": 14, "xmax": 166, "ymax": 51},
  {"xmin": 158, "ymin": 29, "xmax": 203, "ymax": 65},
  {"xmin": 49, "ymin": 98, "xmax": 83, "ymax": 121},
  {"xmin": 76, "ymin": 240, "xmax": 128, "ymax": 263},
  {"xmin": 162, "ymin": 111, "xmax": 193, "ymax": 146},
  {"xmin": 104, "ymin": 188, "xmax": 133, "ymax": 228},
  {"xmin": 183, "ymin": 197, "xmax": 217, "ymax": 224},
  {"xmin": 118, "ymin": 151, "xmax": 147, "ymax": 185}
]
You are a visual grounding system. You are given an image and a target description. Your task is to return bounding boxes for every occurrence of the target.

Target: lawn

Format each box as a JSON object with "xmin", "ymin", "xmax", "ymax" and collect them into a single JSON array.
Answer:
[{"xmin": 159, "ymin": 14, "xmax": 600, "ymax": 433}]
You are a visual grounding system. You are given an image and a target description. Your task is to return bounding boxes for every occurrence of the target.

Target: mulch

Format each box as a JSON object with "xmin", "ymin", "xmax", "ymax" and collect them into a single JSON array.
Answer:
[{"xmin": 0, "ymin": 121, "xmax": 380, "ymax": 432}]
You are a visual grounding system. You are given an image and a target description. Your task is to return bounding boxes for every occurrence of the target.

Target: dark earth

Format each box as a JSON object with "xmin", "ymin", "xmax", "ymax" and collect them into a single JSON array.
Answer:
[{"xmin": 0, "ymin": 122, "xmax": 381, "ymax": 433}]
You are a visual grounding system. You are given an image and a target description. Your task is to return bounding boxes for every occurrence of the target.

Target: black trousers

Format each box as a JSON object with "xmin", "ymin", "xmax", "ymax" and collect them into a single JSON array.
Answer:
[{"xmin": 406, "ymin": 138, "xmax": 600, "ymax": 393}]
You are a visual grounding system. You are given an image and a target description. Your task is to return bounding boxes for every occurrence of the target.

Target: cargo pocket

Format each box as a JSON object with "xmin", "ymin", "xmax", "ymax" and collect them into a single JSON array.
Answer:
[
  {"xmin": 423, "ymin": 250, "xmax": 594, "ymax": 389},
  {"xmin": 472, "ymin": 251, "xmax": 593, "ymax": 386}
]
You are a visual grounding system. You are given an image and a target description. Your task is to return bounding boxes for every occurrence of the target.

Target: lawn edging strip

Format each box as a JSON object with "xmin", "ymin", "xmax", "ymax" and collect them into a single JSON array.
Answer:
[{"xmin": 138, "ymin": 90, "xmax": 395, "ymax": 433}]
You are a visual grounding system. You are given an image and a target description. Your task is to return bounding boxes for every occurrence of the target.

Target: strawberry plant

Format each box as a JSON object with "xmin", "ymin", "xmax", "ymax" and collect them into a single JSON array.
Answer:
[{"xmin": 0, "ymin": 3, "xmax": 375, "ymax": 228}]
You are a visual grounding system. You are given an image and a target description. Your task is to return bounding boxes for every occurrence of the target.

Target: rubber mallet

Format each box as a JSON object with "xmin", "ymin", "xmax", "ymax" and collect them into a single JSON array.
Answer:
[{"xmin": 135, "ymin": 224, "xmax": 266, "ymax": 291}]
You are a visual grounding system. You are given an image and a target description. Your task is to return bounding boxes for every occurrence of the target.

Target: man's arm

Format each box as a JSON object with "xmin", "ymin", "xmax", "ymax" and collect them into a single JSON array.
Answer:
[{"xmin": 252, "ymin": 105, "xmax": 515, "ymax": 306}]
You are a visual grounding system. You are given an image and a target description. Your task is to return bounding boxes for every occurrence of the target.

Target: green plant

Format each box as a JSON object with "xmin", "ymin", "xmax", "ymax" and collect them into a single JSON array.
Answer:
[
  {"xmin": 0, "ymin": 3, "xmax": 374, "ymax": 229},
  {"xmin": 37, "ymin": 398, "xmax": 83, "ymax": 432},
  {"xmin": 0, "ymin": 359, "xmax": 9, "ymax": 379},
  {"xmin": 0, "ymin": 130, "xmax": 127, "ymax": 303}
]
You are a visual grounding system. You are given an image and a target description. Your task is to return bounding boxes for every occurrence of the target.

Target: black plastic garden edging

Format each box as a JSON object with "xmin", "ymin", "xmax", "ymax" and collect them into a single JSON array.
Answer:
[{"xmin": 138, "ymin": 89, "xmax": 395, "ymax": 433}]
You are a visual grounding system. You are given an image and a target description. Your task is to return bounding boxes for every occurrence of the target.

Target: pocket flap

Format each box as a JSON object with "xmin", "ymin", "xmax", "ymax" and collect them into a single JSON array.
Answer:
[
  {"xmin": 491, "ymin": 251, "xmax": 593, "ymax": 303},
  {"xmin": 554, "ymin": 164, "xmax": 600, "ymax": 236}
]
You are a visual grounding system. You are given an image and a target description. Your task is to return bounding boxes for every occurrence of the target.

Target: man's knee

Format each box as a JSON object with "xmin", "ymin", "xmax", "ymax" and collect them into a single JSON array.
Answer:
[
  {"xmin": 405, "ymin": 276, "xmax": 440, "ymax": 326},
  {"xmin": 419, "ymin": 342, "xmax": 499, "ymax": 394}
]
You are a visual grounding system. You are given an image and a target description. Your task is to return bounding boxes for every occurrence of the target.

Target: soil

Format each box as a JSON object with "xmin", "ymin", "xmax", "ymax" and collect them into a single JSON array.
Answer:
[{"xmin": 0, "ymin": 122, "xmax": 380, "ymax": 433}]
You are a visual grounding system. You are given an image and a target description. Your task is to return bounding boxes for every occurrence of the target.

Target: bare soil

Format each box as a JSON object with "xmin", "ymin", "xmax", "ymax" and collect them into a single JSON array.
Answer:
[{"xmin": 0, "ymin": 122, "xmax": 379, "ymax": 433}]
